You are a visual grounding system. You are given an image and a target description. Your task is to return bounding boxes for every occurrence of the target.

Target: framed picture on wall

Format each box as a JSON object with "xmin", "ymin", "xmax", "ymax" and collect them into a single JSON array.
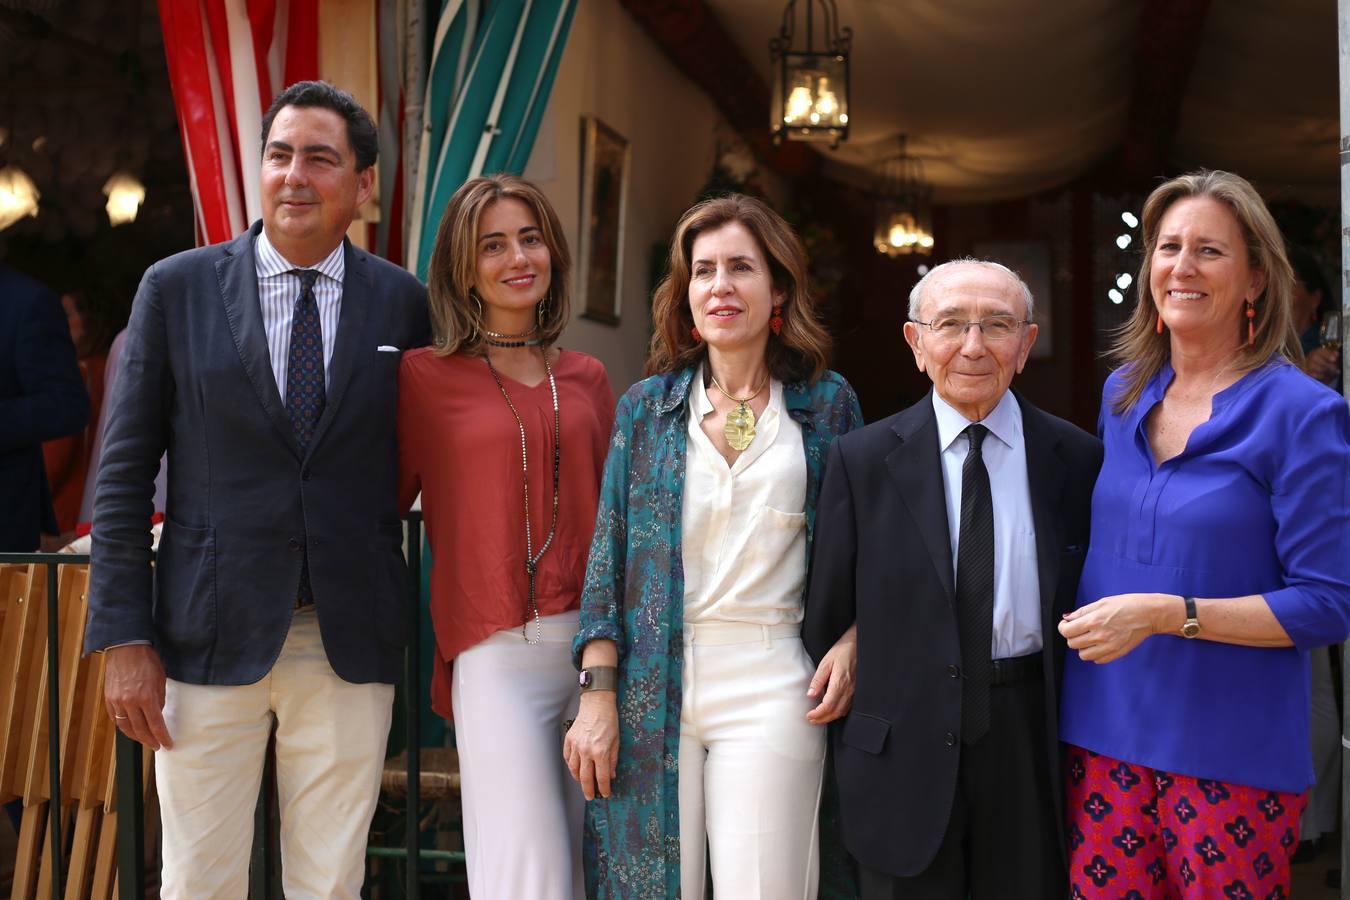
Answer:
[
  {"xmin": 577, "ymin": 116, "xmax": 629, "ymax": 326},
  {"xmin": 972, "ymin": 240, "xmax": 1053, "ymax": 360}
]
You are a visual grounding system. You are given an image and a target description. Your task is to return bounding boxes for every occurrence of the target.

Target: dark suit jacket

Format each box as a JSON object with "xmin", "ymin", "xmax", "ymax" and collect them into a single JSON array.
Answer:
[
  {"xmin": 803, "ymin": 389, "xmax": 1102, "ymax": 878},
  {"xmin": 0, "ymin": 263, "xmax": 89, "ymax": 551},
  {"xmin": 86, "ymin": 222, "xmax": 429, "ymax": 685}
]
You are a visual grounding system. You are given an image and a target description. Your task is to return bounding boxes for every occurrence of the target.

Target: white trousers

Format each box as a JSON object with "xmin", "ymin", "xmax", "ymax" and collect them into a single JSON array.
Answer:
[
  {"xmin": 678, "ymin": 622, "xmax": 826, "ymax": 900},
  {"xmin": 450, "ymin": 610, "xmax": 584, "ymax": 900},
  {"xmin": 155, "ymin": 608, "xmax": 394, "ymax": 900}
]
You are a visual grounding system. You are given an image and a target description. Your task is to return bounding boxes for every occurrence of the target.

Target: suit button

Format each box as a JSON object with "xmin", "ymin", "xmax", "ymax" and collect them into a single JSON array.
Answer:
[
  {"xmin": 288, "ymin": 538, "xmax": 301, "ymax": 551},
  {"xmin": 302, "ymin": 468, "xmax": 312, "ymax": 481},
  {"xmin": 947, "ymin": 665, "xmax": 961, "ymax": 679},
  {"xmin": 945, "ymin": 732, "xmax": 957, "ymax": 747}
]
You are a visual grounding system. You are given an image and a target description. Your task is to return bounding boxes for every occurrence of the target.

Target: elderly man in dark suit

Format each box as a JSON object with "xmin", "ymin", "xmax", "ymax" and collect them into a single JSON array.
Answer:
[
  {"xmin": 805, "ymin": 259, "xmax": 1102, "ymax": 899},
  {"xmin": 86, "ymin": 81, "xmax": 428, "ymax": 898},
  {"xmin": 0, "ymin": 262, "xmax": 89, "ymax": 551}
]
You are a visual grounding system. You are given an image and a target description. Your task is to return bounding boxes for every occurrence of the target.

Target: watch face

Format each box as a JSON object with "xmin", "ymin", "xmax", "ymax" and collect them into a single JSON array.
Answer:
[{"xmin": 1181, "ymin": 621, "xmax": 1201, "ymax": 638}]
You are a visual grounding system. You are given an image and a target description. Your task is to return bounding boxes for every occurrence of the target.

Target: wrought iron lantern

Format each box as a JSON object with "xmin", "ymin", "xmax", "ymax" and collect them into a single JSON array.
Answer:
[
  {"xmin": 769, "ymin": 0, "xmax": 851, "ymax": 147},
  {"xmin": 873, "ymin": 139, "xmax": 934, "ymax": 257}
]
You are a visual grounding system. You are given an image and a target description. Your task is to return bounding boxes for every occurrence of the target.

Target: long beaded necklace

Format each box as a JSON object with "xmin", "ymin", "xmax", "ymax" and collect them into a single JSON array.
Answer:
[
  {"xmin": 484, "ymin": 348, "xmax": 561, "ymax": 644},
  {"xmin": 709, "ymin": 372, "xmax": 769, "ymax": 451}
]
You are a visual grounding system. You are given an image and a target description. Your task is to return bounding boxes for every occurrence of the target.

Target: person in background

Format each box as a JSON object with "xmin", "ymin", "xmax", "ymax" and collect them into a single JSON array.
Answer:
[
  {"xmin": 1058, "ymin": 170, "xmax": 1350, "ymax": 899},
  {"xmin": 1288, "ymin": 244, "xmax": 1340, "ymax": 389},
  {"xmin": 398, "ymin": 174, "xmax": 613, "ymax": 899},
  {"xmin": 806, "ymin": 258, "xmax": 1101, "ymax": 899},
  {"xmin": 1283, "ymin": 245, "xmax": 1344, "ymax": 864},
  {"xmin": 566, "ymin": 193, "xmax": 863, "ymax": 899},
  {"xmin": 43, "ymin": 288, "xmax": 111, "ymax": 543},
  {"xmin": 0, "ymin": 261, "xmax": 89, "ymax": 552}
]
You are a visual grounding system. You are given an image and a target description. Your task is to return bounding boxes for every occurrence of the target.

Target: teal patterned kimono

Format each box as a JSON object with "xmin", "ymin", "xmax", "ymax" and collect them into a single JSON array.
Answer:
[{"xmin": 572, "ymin": 366, "xmax": 864, "ymax": 898}]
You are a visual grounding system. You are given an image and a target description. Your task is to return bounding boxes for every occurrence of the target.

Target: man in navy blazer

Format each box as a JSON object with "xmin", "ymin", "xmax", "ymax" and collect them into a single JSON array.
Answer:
[
  {"xmin": 87, "ymin": 81, "xmax": 428, "ymax": 898},
  {"xmin": 0, "ymin": 262, "xmax": 89, "ymax": 551},
  {"xmin": 805, "ymin": 260, "xmax": 1101, "ymax": 900}
]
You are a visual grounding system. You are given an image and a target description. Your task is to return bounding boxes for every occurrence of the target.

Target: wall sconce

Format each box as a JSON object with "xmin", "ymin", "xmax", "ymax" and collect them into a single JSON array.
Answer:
[
  {"xmin": 873, "ymin": 138, "xmax": 934, "ymax": 257},
  {"xmin": 0, "ymin": 165, "xmax": 40, "ymax": 231},
  {"xmin": 103, "ymin": 172, "xmax": 145, "ymax": 226},
  {"xmin": 769, "ymin": 0, "xmax": 852, "ymax": 148}
]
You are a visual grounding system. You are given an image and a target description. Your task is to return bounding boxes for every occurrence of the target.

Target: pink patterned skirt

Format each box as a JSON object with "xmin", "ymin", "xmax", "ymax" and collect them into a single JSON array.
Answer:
[{"xmin": 1064, "ymin": 745, "xmax": 1307, "ymax": 900}]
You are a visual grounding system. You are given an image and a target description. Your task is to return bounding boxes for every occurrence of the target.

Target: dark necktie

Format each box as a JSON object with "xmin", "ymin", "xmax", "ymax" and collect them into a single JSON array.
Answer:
[
  {"xmin": 956, "ymin": 423, "xmax": 995, "ymax": 744},
  {"xmin": 285, "ymin": 269, "xmax": 323, "ymax": 607},
  {"xmin": 285, "ymin": 269, "xmax": 325, "ymax": 452}
]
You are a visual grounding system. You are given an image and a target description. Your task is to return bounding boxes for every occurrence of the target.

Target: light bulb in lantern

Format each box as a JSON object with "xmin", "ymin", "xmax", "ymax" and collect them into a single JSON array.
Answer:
[
  {"xmin": 814, "ymin": 78, "xmax": 839, "ymax": 119},
  {"xmin": 103, "ymin": 172, "xmax": 145, "ymax": 226},
  {"xmin": 888, "ymin": 222, "xmax": 907, "ymax": 248},
  {"xmin": 0, "ymin": 165, "xmax": 40, "ymax": 231},
  {"xmin": 785, "ymin": 85, "xmax": 813, "ymax": 123},
  {"xmin": 919, "ymin": 234, "xmax": 934, "ymax": 249}
]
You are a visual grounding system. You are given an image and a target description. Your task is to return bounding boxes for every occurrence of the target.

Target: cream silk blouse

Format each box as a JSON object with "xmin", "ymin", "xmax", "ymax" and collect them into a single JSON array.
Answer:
[{"xmin": 681, "ymin": 366, "xmax": 808, "ymax": 625}]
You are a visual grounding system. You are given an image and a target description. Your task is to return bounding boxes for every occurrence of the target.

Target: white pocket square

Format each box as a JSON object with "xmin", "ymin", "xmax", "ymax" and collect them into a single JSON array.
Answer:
[{"xmin": 377, "ymin": 345, "xmax": 400, "ymax": 352}]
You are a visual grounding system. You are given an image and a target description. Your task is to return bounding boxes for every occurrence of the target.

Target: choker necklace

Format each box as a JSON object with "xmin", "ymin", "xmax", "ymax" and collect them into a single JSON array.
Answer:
[
  {"xmin": 485, "ymin": 326, "xmax": 538, "ymax": 340},
  {"xmin": 485, "ymin": 336, "xmax": 542, "ymax": 348},
  {"xmin": 709, "ymin": 372, "xmax": 769, "ymax": 451},
  {"xmin": 484, "ymin": 350, "xmax": 560, "ymax": 644}
]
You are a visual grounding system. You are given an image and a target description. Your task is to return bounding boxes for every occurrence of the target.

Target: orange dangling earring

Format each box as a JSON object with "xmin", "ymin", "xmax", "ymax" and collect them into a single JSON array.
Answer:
[
  {"xmin": 1245, "ymin": 298, "xmax": 1255, "ymax": 346},
  {"xmin": 691, "ymin": 325, "xmax": 702, "ymax": 343},
  {"xmin": 769, "ymin": 304, "xmax": 784, "ymax": 336},
  {"xmin": 1156, "ymin": 313, "xmax": 1164, "ymax": 334}
]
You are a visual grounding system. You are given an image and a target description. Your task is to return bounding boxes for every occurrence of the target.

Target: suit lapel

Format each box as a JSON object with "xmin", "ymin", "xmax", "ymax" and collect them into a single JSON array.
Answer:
[
  {"xmin": 1019, "ymin": 393, "xmax": 1067, "ymax": 624},
  {"xmin": 306, "ymin": 239, "xmax": 370, "ymax": 455},
  {"xmin": 217, "ymin": 224, "xmax": 302, "ymax": 459},
  {"xmin": 884, "ymin": 396, "xmax": 956, "ymax": 601}
]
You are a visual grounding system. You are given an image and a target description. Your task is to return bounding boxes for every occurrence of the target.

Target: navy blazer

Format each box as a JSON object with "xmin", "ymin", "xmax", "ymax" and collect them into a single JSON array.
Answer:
[
  {"xmin": 0, "ymin": 262, "xmax": 89, "ymax": 551},
  {"xmin": 803, "ymin": 389, "xmax": 1102, "ymax": 878},
  {"xmin": 87, "ymin": 222, "xmax": 430, "ymax": 685}
]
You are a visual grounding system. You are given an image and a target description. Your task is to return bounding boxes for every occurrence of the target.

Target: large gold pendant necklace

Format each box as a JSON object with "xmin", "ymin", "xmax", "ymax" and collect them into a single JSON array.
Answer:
[{"xmin": 709, "ymin": 372, "xmax": 769, "ymax": 452}]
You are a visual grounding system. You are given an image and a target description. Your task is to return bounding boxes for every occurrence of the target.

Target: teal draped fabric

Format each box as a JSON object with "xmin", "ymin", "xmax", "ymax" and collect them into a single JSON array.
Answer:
[{"xmin": 408, "ymin": 0, "xmax": 578, "ymax": 279}]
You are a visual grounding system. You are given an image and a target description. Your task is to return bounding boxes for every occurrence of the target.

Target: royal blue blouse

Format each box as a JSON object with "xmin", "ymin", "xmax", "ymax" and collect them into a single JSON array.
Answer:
[{"xmin": 1060, "ymin": 359, "xmax": 1350, "ymax": 794}]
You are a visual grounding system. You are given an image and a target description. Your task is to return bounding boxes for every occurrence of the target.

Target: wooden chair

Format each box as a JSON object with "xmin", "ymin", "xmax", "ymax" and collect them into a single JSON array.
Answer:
[
  {"xmin": 3, "ymin": 561, "xmax": 153, "ymax": 900},
  {"xmin": 371, "ymin": 746, "xmax": 467, "ymax": 890}
]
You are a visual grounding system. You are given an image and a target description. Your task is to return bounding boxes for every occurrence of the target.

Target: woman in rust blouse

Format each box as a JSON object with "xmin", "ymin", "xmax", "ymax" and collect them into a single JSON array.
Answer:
[{"xmin": 397, "ymin": 174, "xmax": 614, "ymax": 900}]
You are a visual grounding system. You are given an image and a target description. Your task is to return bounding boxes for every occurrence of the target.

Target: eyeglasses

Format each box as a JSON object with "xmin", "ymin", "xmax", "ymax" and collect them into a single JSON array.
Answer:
[{"xmin": 911, "ymin": 315, "xmax": 1030, "ymax": 342}]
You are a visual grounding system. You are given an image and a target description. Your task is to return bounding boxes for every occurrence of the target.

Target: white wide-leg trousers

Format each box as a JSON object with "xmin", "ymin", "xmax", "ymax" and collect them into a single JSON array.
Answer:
[
  {"xmin": 450, "ymin": 609, "xmax": 584, "ymax": 900},
  {"xmin": 678, "ymin": 621, "xmax": 826, "ymax": 900},
  {"xmin": 155, "ymin": 608, "xmax": 395, "ymax": 899}
]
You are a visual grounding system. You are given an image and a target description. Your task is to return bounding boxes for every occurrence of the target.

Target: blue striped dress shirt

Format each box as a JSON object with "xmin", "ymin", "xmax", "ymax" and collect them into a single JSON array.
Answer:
[{"xmin": 254, "ymin": 229, "xmax": 344, "ymax": 398}]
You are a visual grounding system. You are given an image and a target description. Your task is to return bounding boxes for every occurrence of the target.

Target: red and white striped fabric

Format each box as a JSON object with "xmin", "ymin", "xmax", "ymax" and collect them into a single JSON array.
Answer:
[{"xmin": 158, "ymin": 1, "xmax": 397, "ymax": 255}]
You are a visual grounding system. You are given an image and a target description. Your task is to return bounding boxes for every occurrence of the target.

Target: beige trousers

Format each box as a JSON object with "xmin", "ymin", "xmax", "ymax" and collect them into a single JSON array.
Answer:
[{"xmin": 155, "ymin": 608, "xmax": 394, "ymax": 899}]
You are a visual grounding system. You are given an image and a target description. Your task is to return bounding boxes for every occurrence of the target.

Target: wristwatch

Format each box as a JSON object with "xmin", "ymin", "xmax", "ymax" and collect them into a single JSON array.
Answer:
[
  {"xmin": 578, "ymin": 666, "xmax": 618, "ymax": 693},
  {"xmin": 1179, "ymin": 595, "xmax": 1201, "ymax": 639}
]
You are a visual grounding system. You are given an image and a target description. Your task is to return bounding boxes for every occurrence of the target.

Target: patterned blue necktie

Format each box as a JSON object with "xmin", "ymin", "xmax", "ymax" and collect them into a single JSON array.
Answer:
[
  {"xmin": 285, "ymin": 268, "xmax": 323, "ymax": 607},
  {"xmin": 285, "ymin": 269, "xmax": 325, "ymax": 453}
]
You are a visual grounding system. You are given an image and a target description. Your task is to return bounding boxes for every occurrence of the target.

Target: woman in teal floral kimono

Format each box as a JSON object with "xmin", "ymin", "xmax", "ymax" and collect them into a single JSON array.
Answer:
[{"xmin": 564, "ymin": 194, "xmax": 862, "ymax": 898}]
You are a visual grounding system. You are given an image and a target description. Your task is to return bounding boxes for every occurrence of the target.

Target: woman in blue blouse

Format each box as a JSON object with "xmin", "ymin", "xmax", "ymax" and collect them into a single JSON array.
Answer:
[
  {"xmin": 1058, "ymin": 170, "xmax": 1350, "ymax": 899},
  {"xmin": 563, "ymin": 194, "xmax": 863, "ymax": 899}
]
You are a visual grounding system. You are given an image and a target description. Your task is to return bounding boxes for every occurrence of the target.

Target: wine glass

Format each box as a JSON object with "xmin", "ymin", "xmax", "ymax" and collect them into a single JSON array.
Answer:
[{"xmin": 1319, "ymin": 310, "xmax": 1342, "ymax": 352}]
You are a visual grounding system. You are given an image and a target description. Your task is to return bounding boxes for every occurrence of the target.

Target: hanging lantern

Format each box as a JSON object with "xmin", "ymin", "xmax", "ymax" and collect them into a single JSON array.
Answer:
[
  {"xmin": 0, "ymin": 165, "xmax": 40, "ymax": 231},
  {"xmin": 769, "ymin": 0, "xmax": 851, "ymax": 148},
  {"xmin": 103, "ymin": 172, "xmax": 146, "ymax": 226},
  {"xmin": 873, "ymin": 140, "xmax": 934, "ymax": 257}
]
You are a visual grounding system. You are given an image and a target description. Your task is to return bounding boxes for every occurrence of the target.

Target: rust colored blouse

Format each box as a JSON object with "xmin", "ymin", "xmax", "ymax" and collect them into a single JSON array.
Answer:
[{"xmin": 397, "ymin": 348, "xmax": 615, "ymax": 718}]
